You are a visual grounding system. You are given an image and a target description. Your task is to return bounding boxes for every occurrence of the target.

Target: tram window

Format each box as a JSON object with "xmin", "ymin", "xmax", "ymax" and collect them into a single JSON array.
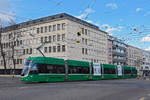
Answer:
[
  {"xmin": 124, "ymin": 70, "xmax": 131, "ymax": 74},
  {"xmin": 104, "ymin": 68, "xmax": 116, "ymax": 74},
  {"xmin": 68, "ymin": 66, "xmax": 89, "ymax": 74},
  {"xmin": 133, "ymin": 70, "xmax": 137, "ymax": 74},
  {"xmin": 37, "ymin": 64, "xmax": 65, "ymax": 74},
  {"xmin": 38, "ymin": 64, "xmax": 49, "ymax": 73}
]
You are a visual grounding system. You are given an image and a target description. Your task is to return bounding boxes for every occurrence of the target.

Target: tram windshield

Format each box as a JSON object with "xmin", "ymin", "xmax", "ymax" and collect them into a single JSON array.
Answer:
[{"xmin": 21, "ymin": 60, "xmax": 32, "ymax": 76}]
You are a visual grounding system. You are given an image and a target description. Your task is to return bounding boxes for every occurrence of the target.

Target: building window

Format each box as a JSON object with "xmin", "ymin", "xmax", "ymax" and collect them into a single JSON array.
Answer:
[
  {"xmin": 62, "ymin": 45, "xmax": 65, "ymax": 52},
  {"xmin": 14, "ymin": 41, "xmax": 16, "ymax": 46},
  {"xmin": 44, "ymin": 47, "xmax": 47, "ymax": 53},
  {"xmin": 62, "ymin": 23, "xmax": 65, "ymax": 30},
  {"xmin": 37, "ymin": 28, "xmax": 39, "ymax": 34},
  {"xmin": 17, "ymin": 59, "xmax": 20, "ymax": 64},
  {"xmin": 53, "ymin": 46, "xmax": 56, "ymax": 52},
  {"xmin": 53, "ymin": 35, "xmax": 56, "ymax": 42},
  {"xmin": 49, "ymin": 46, "xmax": 51, "ymax": 53},
  {"xmin": 57, "ymin": 34, "xmax": 60, "ymax": 41},
  {"xmin": 45, "ymin": 26, "xmax": 47, "ymax": 33},
  {"xmin": 57, "ymin": 24, "xmax": 60, "ymax": 30},
  {"xmin": 20, "ymin": 40, "xmax": 22, "ymax": 45},
  {"xmin": 20, "ymin": 59, "xmax": 22, "ymax": 64},
  {"xmin": 57, "ymin": 45, "xmax": 61, "ymax": 52},
  {"xmin": 26, "ymin": 49, "xmax": 29, "ymax": 54},
  {"xmin": 41, "ymin": 37, "xmax": 43, "ymax": 43},
  {"xmin": 85, "ymin": 48, "xmax": 88, "ymax": 55},
  {"xmin": 23, "ymin": 49, "xmax": 25, "ymax": 55},
  {"xmin": 82, "ymin": 48, "xmax": 84, "ymax": 54},
  {"xmin": 85, "ymin": 38, "xmax": 87, "ymax": 45},
  {"xmin": 85, "ymin": 29, "xmax": 87, "ymax": 35},
  {"xmin": 49, "ymin": 25, "xmax": 51, "ymax": 32},
  {"xmin": 62, "ymin": 34, "xmax": 65, "ymax": 41},
  {"xmin": 53, "ymin": 25, "xmax": 56, "ymax": 31},
  {"xmin": 82, "ymin": 28, "xmax": 84, "ymax": 34},
  {"xmin": 44, "ymin": 36, "xmax": 48, "ymax": 43},
  {"xmin": 30, "ymin": 48, "xmax": 32, "ymax": 54},
  {"xmin": 82, "ymin": 38, "xmax": 84, "ymax": 44},
  {"xmin": 41, "ymin": 27, "xmax": 43, "ymax": 33},
  {"xmin": 49, "ymin": 36, "xmax": 51, "ymax": 43}
]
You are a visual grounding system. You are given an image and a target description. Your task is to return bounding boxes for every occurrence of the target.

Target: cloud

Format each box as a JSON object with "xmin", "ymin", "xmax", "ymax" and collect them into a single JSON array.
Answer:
[
  {"xmin": 145, "ymin": 47, "xmax": 150, "ymax": 51},
  {"xmin": 120, "ymin": 19, "xmax": 123, "ymax": 22},
  {"xmin": 100, "ymin": 24, "xmax": 123, "ymax": 35},
  {"xmin": 101, "ymin": 24, "xmax": 110, "ymax": 29},
  {"xmin": 106, "ymin": 26, "xmax": 123, "ymax": 33},
  {"xmin": 76, "ymin": 8, "xmax": 94, "ymax": 19},
  {"xmin": 86, "ymin": 20, "xmax": 100, "ymax": 26},
  {"xmin": 76, "ymin": 9, "xmax": 100, "ymax": 27},
  {"xmin": 106, "ymin": 3, "xmax": 118, "ymax": 9},
  {"xmin": 0, "ymin": 0, "xmax": 15, "ymax": 26},
  {"xmin": 141, "ymin": 34, "xmax": 150, "ymax": 42},
  {"xmin": 0, "ymin": 0, "xmax": 10, "ymax": 10},
  {"xmin": 136, "ymin": 8, "xmax": 143, "ymax": 12},
  {"xmin": 0, "ymin": 12, "xmax": 15, "ymax": 26}
]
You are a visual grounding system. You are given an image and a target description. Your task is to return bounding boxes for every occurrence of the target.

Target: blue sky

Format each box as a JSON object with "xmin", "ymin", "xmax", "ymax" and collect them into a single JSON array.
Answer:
[{"xmin": 1, "ymin": 0, "xmax": 150, "ymax": 50}]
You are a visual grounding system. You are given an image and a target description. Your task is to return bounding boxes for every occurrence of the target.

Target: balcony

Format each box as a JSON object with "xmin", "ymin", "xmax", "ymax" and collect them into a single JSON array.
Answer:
[
  {"xmin": 113, "ymin": 45, "xmax": 126, "ymax": 50},
  {"xmin": 113, "ymin": 58, "xmax": 127, "ymax": 62},
  {"xmin": 142, "ymin": 66, "xmax": 150, "ymax": 70},
  {"xmin": 112, "ymin": 51, "xmax": 126, "ymax": 57}
]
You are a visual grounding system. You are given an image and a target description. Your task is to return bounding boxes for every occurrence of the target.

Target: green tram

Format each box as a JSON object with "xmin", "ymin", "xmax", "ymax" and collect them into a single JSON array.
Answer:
[{"xmin": 21, "ymin": 57, "xmax": 137, "ymax": 82}]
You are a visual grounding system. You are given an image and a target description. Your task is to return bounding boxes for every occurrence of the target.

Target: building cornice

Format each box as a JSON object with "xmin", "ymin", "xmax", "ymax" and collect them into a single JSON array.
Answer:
[{"xmin": 2, "ymin": 13, "xmax": 104, "ymax": 33}]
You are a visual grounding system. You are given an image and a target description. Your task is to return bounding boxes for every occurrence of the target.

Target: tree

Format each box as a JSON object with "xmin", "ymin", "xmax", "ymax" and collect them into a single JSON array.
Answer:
[
  {"xmin": 0, "ymin": 26, "xmax": 7, "ymax": 74},
  {"xmin": 0, "ymin": 20, "xmax": 17, "ymax": 74},
  {"xmin": 9, "ymin": 24, "xmax": 19, "ymax": 74}
]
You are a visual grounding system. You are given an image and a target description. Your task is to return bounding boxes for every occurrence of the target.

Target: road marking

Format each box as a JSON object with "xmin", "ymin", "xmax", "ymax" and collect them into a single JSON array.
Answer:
[
  {"xmin": 19, "ymin": 87, "xmax": 29, "ymax": 89},
  {"xmin": 139, "ymin": 97, "xmax": 145, "ymax": 100}
]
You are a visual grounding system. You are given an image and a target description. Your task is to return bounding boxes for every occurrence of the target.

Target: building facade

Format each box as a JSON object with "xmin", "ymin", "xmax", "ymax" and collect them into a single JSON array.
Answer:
[
  {"xmin": 107, "ymin": 35, "xmax": 127, "ymax": 65},
  {"xmin": 0, "ymin": 13, "xmax": 108, "ymax": 74},
  {"xmin": 141, "ymin": 50, "xmax": 150, "ymax": 75},
  {"xmin": 127, "ymin": 45, "xmax": 143, "ymax": 71}
]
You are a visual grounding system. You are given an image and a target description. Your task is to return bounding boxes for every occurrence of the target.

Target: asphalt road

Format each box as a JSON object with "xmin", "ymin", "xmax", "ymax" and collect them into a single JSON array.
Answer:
[{"xmin": 0, "ymin": 77, "xmax": 150, "ymax": 100}]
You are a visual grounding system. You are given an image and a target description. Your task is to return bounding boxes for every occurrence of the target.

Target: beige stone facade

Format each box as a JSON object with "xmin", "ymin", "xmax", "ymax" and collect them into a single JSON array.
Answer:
[
  {"xmin": 0, "ymin": 13, "xmax": 108, "ymax": 73},
  {"xmin": 127, "ymin": 45, "xmax": 143, "ymax": 70},
  {"xmin": 142, "ymin": 50, "xmax": 150, "ymax": 71}
]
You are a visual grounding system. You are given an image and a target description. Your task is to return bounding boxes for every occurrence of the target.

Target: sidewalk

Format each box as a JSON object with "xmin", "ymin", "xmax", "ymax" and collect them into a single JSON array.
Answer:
[
  {"xmin": 0, "ymin": 75, "xmax": 21, "ymax": 78},
  {"xmin": 137, "ymin": 76, "xmax": 150, "ymax": 81}
]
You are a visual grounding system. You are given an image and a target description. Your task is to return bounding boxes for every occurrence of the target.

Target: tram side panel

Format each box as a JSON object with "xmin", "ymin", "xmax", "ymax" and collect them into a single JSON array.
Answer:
[
  {"xmin": 122, "ymin": 66, "xmax": 132, "ymax": 79},
  {"xmin": 102, "ymin": 64, "xmax": 117, "ymax": 80},
  {"xmin": 67, "ymin": 60, "xmax": 90, "ymax": 81},
  {"xmin": 92, "ymin": 63, "xmax": 102, "ymax": 80}
]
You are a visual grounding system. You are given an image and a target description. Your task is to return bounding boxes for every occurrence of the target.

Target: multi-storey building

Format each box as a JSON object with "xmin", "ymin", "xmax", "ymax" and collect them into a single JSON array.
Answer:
[
  {"xmin": 0, "ymin": 13, "xmax": 108, "ymax": 74},
  {"xmin": 141, "ymin": 50, "xmax": 150, "ymax": 75},
  {"xmin": 107, "ymin": 35, "xmax": 127, "ymax": 65},
  {"xmin": 127, "ymin": 45, "xmax": 143, "ymax": 71}
]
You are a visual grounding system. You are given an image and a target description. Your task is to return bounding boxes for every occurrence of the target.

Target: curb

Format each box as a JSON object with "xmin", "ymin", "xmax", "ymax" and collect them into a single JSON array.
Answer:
[{"xmin": 0, "ymin": 75, "xmax": 21, "ymax": 78}]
